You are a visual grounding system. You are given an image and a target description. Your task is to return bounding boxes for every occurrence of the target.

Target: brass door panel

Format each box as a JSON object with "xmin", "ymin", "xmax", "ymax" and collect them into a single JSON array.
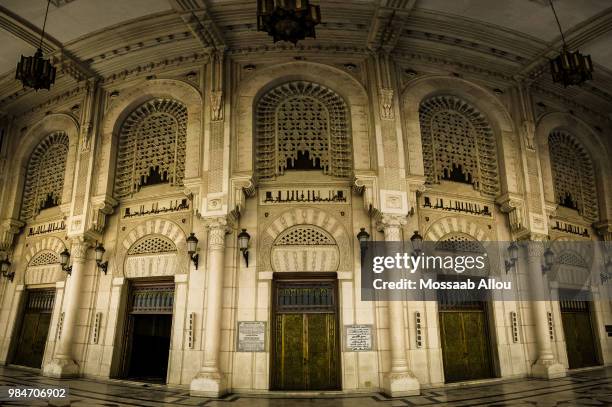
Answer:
[
  {"xmin": 273, "ymin": 313, "xmax": 339, "ymax": 390},
  {"xmin": 561, "ymin": 311, "xmax": 598, "ymax": 369},
  {"xmin": 271, "ymin": 276, "xmax": 340, "ymax": 391},
  {"xmin": 13, "ymin": 290, "xmax": 55, "ymax": 368},
  {"xmin": 439, "ymin": 310, "xmax": 493, "ymax": 382}
]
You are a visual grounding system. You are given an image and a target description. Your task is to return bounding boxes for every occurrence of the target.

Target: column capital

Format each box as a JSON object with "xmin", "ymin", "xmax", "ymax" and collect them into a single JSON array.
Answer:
[
  {"xmin": 69, "ymin": 238, "xmax": 92, "ymax": 260},
  {"xmin": 205, "ymin": 216, "xmax": 231, "ymax": 251},
  {"xmin": 377, "ymin": 214, "xmax": 407, "ymax": 241}
]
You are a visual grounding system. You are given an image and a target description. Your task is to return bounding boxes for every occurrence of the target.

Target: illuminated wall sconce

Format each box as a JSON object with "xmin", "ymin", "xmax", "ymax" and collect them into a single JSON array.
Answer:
[
  {"xmin": 238, "ymin": 229, "xmax": 251, "ymax": 267},
  {"xmin": 410, "ymin": 230, "xmax": 423, "ymax": 256},
  {"xmin": 505, "ymin": 241, "xmax": 519, "ymax": 273},
  {"xmin": 356, "ymin": 227, "xmax": 370, "ymax": 261},
  {"xmin": 94, "ymin": 243, "xmax": 109, "ymax": 274},
  {"xmin": 59, "ymin": 248, "xmax": 72, "ymax": 275},
  {"xmin": 0, "ymin": 255, "xmax": 14, "ymax": 282},
  {"xmin": 542, "ymin": 247, "xmax": 555, "ymax": 274},
  {"xmin": 186, "ymin": 233, "xmax": 199, "ymax": 270}
]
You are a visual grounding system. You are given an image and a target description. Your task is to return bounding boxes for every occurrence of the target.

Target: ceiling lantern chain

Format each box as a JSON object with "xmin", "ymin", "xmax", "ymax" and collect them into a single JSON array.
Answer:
[
  {"xmin": 257, "ymin": 0, "xmax": 322, "ymax": 45},
  {"xmin": 547, "ymin": 0, "xmax": 593, "ymax": 87},
  {"xmin": 15, "ymin": 0, "xmax": 57, "ymax": 91}
]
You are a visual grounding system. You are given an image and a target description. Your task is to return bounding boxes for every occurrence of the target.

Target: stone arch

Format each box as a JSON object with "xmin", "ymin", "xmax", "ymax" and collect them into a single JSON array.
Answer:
[
  {"xmin": 401, "ymin": 75, "xmax": 518, "ymax": 196},
  {"xmin": 271, "ymin": 224, "xmax": 340, "ymax": 272},
  {"xmin": 117, "ymin": 218, "xmax": 188, "ymax": 277},
  {"xmin": 258, "ymin": 207, "xmax": 351, "ymax": 273},
  {"xmin": 95, "ymin": 79, "xmax": 203, "ymax": 200},
  {"xmin": 3, "ymin": 114, "xmax": 79, "ymax": 222},
  {"xmin": 424, "ymin": 216, "xmax": 493, "ymax": 242},
  {"xmin": 535, "ymin": 112, "xmax": 611, "ymax": 222},
  {"xmin": 435, "ymin": 232, "xmax": 491, "ymax": 277},
  {"xmin": 233, "ymin": 61, "xmax": 373, "ymax": 176},
  {"xmin": 22, "ymin": 236, "xmax": 67, "ymax": 286}
]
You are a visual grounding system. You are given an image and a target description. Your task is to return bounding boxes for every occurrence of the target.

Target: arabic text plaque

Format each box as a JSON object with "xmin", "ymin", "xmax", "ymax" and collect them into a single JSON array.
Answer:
[
  {"xmin": 237, "ymin": 321, "xmax": 266, "ymax": 352},
  {"xmin": 345, "ymin": 324, "xmax": 373, "ymax": 351}
]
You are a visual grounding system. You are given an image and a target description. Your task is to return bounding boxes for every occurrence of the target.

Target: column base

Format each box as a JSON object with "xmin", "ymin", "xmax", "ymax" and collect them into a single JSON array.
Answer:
[
  {"xmin": 382, "ymin": 372, "xmax": 420, "ymax": 397},
  {"xmin": 190, "ymin": 371, "xmax": 227, "ymax": 397},
  {"xmin": 42, "ymin": 358, "xmax": 80, "ymax": 378},
  {"xmin": 530, "ymin": 359, "xmax": 566, "ymax": 379}
]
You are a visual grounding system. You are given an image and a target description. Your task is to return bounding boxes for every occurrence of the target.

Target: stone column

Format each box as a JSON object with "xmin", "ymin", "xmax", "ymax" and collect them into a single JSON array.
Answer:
[
  {"xmin": 378, "ymin": 215, "xmax": 420, "ymax": 396},
  {"xmin": 43, "ymin": 239, "xmax": 89, "ymax": 378},
  {"xmin": 190, "ymin": 217, "xmax": 229, "ymax": 397},
  {"xmin": 523, "ymin": 239, "xmax": 566, "ymax": 379}
]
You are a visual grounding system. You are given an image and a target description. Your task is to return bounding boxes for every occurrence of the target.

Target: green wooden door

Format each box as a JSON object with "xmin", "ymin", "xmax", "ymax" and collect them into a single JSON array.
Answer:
[
  {"xmin": 561, "ymin": 300, "xmax": 598, "ymax": 369},
  {"xmin": 272, "ymin": 279, "xmax": 340, "ymax": 390},
  {"xmin": 13, "ymin": 290, "xmax": 55, "ymax": 368},
  {"xmin": 273, "ymin": 313, "xmax": 339, "ymax": 390},
  {"xmin": 439, "ymin": 309, "xmax": 493, "ymax": 382}
]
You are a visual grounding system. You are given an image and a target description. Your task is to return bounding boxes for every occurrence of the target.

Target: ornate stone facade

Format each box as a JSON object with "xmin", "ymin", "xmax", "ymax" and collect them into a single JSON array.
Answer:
[{"xmin": 0, "ymin": 3, "xmax": 610, "ymax": 399}]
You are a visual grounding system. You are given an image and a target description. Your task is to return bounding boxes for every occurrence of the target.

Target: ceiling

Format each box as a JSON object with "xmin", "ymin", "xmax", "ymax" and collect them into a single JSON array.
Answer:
[{"xmin": 0, "ymin": 0, "xmax": 611, "ymax": 113}]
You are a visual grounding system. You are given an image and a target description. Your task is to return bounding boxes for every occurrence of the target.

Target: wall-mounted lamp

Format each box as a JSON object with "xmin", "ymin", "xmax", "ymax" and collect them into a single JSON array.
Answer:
[
  {"xmin": 94, "ymin": 243, "xmax": 108, "ymax": 274},
  {"xmin": 59, "ymin": 248, "xmax": 72, "ymax": 275},
  {"xmin": 238, "ymin": 229, "xmax": 251, "ymax": 267},
  {"xmin": 0, "ymin": 255, "xmax": 14, "ymax": 282},
  {"xmin": 356, "ymin": 227, "xmax": 370, "ymax": 261},
  {"xmin": 602, "ymin": 255, "xmax": 612, "ymax": 283},
  {"xmin": 186, "ymin": 233, "xmax": 199, "ymax": 270},
  {"xmin": 505, "ymin": 241, "xmax": 519, "ymax": 273},
  {"xmin": 410, "ymin": 230, "xmax": 423, "ymax": 256},
  {"xmin": 542, "ymin": 247, "xmax": 555, "ymax": 274}
]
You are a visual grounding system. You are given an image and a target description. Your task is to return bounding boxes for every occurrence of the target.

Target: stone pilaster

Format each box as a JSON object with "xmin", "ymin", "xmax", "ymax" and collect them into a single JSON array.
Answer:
[
  {"xmin": 190, "ymin": 216, "xmax": 230, "ymax": 397},
  {"xmin": 43, "ymin": 238, "xmax": 90, "ymax": 378},
  {"xmin": 378, "ymin": 214, "xmax": 420, "ymax": 397}
]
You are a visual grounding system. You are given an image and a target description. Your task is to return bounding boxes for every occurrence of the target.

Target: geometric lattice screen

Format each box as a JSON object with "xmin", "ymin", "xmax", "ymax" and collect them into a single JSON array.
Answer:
[
  {"xmin": 29, "ymin": 251, "xmax": 59, "ymax": 266},
  {"xmin": 127, "ymin": 236, "xmax": 177, "ymax": 255},
  {"xmin": 419, "ymin": 95, "xmax": 500, "ymax": 197},
  {"xmin": 276, "ymin": 226, "xmax": 336, "ymax": 246},
  {"xmin": 548, "ymin": 131, "xmax": 598, "ymax": 220},
  {"xmin": 255, "ymin": 81, "xmax": 352, "ymax": 181},
  {"xmin": 21, "ymin": 132, "xmax": 69, "ymax": 221},
  {"xmin": 115, "ymin": 98, "xmax": 187, "ymax": 198}
]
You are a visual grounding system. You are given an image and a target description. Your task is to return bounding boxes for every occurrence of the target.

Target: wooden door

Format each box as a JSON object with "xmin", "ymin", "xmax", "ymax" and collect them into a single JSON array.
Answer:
[
  {"xmin": 271, "ymin": 278, "xmax": 340, "ymax": 390},
  {"xmin": 561, "ymin": 300, "xmax": 598, "ymax": 369},
  {"xmin": 119, "ymin": 280, "xmax": 174, "ymax": 381},
  {"xmin": 13, "ymin": 290, "xmax": 55, "ymax": 368},
  {"xmin": 439, "ymin": 306, "xmax": 493, "ymax": 382}
]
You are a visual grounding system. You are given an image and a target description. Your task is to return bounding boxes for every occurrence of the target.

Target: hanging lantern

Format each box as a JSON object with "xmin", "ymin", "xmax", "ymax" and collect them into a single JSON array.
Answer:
[
  {"xmin": 15, "ymin": 0, "xmax": 56, "ymax": 91},
  {"xmin": 547, "ymin": 0, "xmax": 594, "ymax": 87},
  {"xmin": 550, "ymin": 48, "xmax": 593, "ymax": 87},
  {"xmin": 257, "ymin": 0, "xmax": 321, "ymax": 45}
]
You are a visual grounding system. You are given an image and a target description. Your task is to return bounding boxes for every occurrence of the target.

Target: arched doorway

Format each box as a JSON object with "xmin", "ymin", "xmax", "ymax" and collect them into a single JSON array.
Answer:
[
  {"xmin": 435, "ymin": 234, "xmax": 495, "ymax": 382},
  {"xmin": 12, "ymin": 244, "xmax": 65, "ymax": 369},
  {"xmin": 269, "ymin": 225, "xmax": 341, "ymax": 390}
]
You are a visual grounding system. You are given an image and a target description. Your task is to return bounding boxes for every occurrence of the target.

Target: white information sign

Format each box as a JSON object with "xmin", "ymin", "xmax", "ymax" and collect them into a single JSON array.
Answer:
[
  {"xmin": 237, "ymin": 321, "xmax": 266, "ymax": 352},
  {"xmin": 345, "ymin": 324, "xmax": 373, "ymax": 351}
]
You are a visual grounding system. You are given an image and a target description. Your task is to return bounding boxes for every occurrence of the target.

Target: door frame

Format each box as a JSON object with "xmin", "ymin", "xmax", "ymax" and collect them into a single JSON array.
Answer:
[
  {"xmin": 116, "ymin": 277, "xmax": 175, "ymax": 381},
  {"xmin": 559, "ymin": 297, "xmax": 602, "ymax": 369},
  {"xmin": 438, "ymin": 299, "xmax": 496, "ymax": 383},
  {"xmin": 270, "ymin": 272, "xmax": 341, "ymax": 390},
  {"xmin": 9, "ymin": 288, "xmax": 56, "ymax": 369}
]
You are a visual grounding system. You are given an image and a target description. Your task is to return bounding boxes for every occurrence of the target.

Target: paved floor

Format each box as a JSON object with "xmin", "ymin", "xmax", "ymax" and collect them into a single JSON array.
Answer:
[{"xmin": 0, "ymin": 365, "xmax": 611, "ymax": 406}]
